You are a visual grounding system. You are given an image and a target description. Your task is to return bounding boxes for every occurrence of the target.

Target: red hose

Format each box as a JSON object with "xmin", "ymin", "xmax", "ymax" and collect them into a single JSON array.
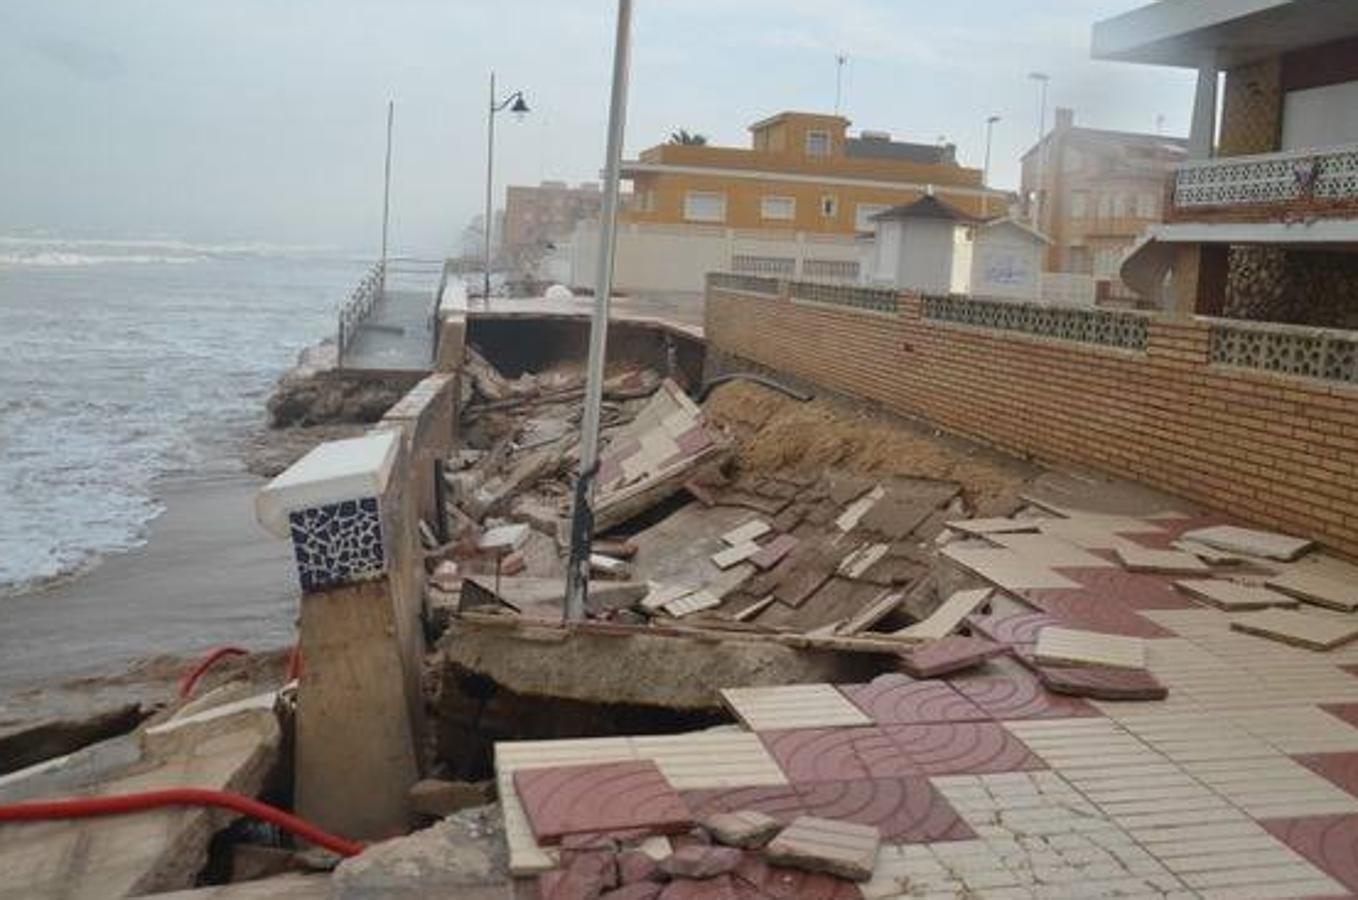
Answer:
[
  {"xmin": 0, "ymin": 789, "xmax": 365, "ymax": 858},
  {"xmin": 287, "ymin": 642, "xmax": 304, "ymax": 681},
  {"xmin": 179, "ymin": 646, "xmax": 249, "ymax": 699}
]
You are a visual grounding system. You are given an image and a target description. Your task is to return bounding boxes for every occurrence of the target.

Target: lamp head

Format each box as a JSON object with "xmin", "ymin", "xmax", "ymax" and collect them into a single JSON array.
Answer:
[{"xmin": 510, "ymin": 95, "xmax": 530, "ymax": 120}]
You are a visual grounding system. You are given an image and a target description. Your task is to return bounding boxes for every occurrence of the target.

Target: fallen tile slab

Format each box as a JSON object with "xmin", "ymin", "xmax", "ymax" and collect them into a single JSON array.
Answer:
[
  {"xmin": 952, "ymin": 672, "xmax": 1101, "ymax": 720},
  {"xmin": 1231, "ymin": 609, "xmax": 1358, "ymax": 651},
  {"xmin": 1181, "ymin": 525, "xmax": 1315, "ymax": 561},
  {"xmin": 513, "ymin": 760, "xmax": 692, "ymax": 844},
  {"xmin": 662, "ymin": 590, "xmax": 721, "ymax": 619},
  {"xmin": 479, "ymin": 523, "xmax": 531, "ymax": 552},
  {"xmin": 835, "ymin": 486, "xmax": 884, "ymax": 532},
  {"xmin": 900, "ymin": 636, "xmax": 1010, "ymax": 679},
  {"xmin": 702, "ymin": 810, "xmax": 782, "ymax": 849},
  {"xmin": 732, "ymin": 854, "xmax": 864, "ymax": 899},
  {"xmin": 1033, "ymin": 626, "xmax": 1146, "ymax": 670},
  {"xmin": 793, "ymin": 777, "xmax": 975, "ymax": 844},
  {"xmin": 892, "ymin": 588, "xmax": 993, "ymax": 642},
  {"xmin": 641, "ymin": 583, "xmax": 697, "ymax": 613},
  {"xmin": 763, "ymin": 815, "xmax": 880, "ymax": 881},
  {"xmin": 732, "ymin": 596, "xmax": 776, "ymax": 622},
  {"xmin": 990, "ymin": 532, "xmax": 1118, "ymax": 568},
  {"xmin": 941, "ymin": 546, "xmax": 1081, "ymax": 591},
  {"xmin": 720, "ymin": 685, "xmax": 872, "ymax": 732},
  {"xmin": 838, "ymin": 543, "xmax": 890, "ymax": 579},
  {"xmin": 659, "ymin": 845, "xmax": 743, "ymax": 879},
  {"xmin": 945, "ymin": 517, "xmax": 1042, "ymax": 536},
  {"xmin": 1036, "ymin": 665, "xmax": 1168, "ymax": 701},
  {"xmin": 1172, "ymin": 539, "xmax": 1244, "ymax": 565},
  {"xmin": 834, "ymin": 589, "xmax": 903, "ymax": 636},
  {"xmin": 749, "ymin": 535, "xmax": 798, "ymax": 572},
  {"xmin": 722, "ymin": 520, "xmax": 772, "ymax": 547},
  {"xmin": 1267, "ymin": 570, "xmax": 1358, "ymax": 613},
  {"xmin": 883, "ymin": 721, "xmax": 1047, "ymax": 775},
  {"xmin": 1175, "ymin": 578, "xmax": 1299, "ymax": 611},
  {"xmin": 712, "ymin": 542, "xmax": 760, "ymax": 570},
  {"xmin": 1111, "ymin": 545, "xmax": 1212, "ymax": 575}
]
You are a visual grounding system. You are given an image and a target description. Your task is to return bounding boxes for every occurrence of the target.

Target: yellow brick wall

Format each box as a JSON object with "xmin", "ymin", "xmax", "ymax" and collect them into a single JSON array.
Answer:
[{"xmin": 706, "ymin": 285, "xmax": 1358, "ymax": 557}]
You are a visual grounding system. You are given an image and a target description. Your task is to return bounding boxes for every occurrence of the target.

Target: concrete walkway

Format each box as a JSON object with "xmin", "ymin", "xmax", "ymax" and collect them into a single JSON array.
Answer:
[{"xmin": 340, "ymin": 288, "xmax": 436, "ymax": 372}]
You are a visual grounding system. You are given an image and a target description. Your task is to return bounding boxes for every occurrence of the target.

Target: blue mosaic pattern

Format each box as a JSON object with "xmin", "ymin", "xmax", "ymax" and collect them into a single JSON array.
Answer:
[{"xmin": 287, "ymin": 496, "xmax": 385, "ymax": 593}]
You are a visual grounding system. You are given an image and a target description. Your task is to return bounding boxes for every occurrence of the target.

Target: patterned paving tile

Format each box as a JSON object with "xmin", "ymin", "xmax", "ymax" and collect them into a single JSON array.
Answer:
[
  {"xmin": 733, "ymin": 853, "xmax": 866, "ymax": 899},
  {"xmin": 680, "ymin": 785, "xmax": 808, "ymax": 825},
  {"xmin": 721, "ymin": 684, "xmax": 872, "ymax": 731},
  {"xmin": 1019, "ymin": 589, "xmax": 1175, "ymax": 638},
  {"xmin": 1324, "ymin": 703, "xmax": 1358, "ymax": 730},
  {"xmin": 967, "ymin": 610, "xmax": 1062, "ymax": 648},
  {"xmin": 1050, "ymin": 564, "xmax": 1200, "ymax": 610},
  {"xmin": 1297, "ymin": 752, "xmax": 1358, "ymax": 800},
  {"xmin": 884, "ymin": 722, "xmax": 1047, "ymax": 776},
  {"xmin": 1261, "ymin": 814, "xmax": 1358, "ymax": 896},
  {"xmin": 838, "ymin": 675, "xmax": 992, "ymax": 725},
  {"xmin": 900, "ymin": 636, "xmax": 1010, "ymax": 679},
  {"xmin": 1035, "ymin": 664, "xmax": 1169, "ymax": 701},
  {"xmin": 952, "ymin": 672, "xmax": 1102, "ymax": 721},
  {"xmin": 631, "ymin": 731, "xmax": 788, "ymax": 789},
  {"xmin": 758, "ymin": 727, "xmax": 909, "ymax": 783},
  {"xmin": 795, "ymin": 777, "xmax": 976, "ymax": 843},
  {"xmin": 512, "ymin": 760, "xmax": 691, "ymax": 844}
]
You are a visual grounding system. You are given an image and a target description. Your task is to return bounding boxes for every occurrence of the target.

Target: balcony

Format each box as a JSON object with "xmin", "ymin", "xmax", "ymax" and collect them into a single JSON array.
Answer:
[{"xmin": 1169, "ymin": 144, "xmax": 1358, "ymax": 222}]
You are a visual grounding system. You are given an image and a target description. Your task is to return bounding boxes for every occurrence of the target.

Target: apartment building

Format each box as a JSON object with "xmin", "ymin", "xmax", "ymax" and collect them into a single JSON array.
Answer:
[
  {"xmin": 502, "ymin": 181, "xmax": 602, "ymax": 266},
  {"xmin": 1096, "ymin": 0, "xmax": 1358, "ymax": 327},
  {"xmin": 1021, "ymin": 108, "xmax": 1187, "ymax": 299}
]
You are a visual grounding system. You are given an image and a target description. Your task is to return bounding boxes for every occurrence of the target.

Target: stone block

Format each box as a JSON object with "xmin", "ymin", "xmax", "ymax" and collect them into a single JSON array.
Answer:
[
  {"xmin": 702, "ymin": 810, "xmax": 782, "ymax": 849},
  {"xmin": 658, "ymin": 845, "xmax": 743, "ymax": 879}
]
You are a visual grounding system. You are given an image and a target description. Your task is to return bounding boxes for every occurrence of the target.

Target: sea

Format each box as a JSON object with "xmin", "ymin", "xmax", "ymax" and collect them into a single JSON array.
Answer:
[{"xmin": 0, "ymin": 235, "xmax": 369, "ymax": 598}]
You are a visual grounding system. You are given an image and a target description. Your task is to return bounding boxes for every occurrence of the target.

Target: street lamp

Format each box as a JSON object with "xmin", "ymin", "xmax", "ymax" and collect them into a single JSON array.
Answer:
[
  {"xmin": 983, "ymin": 114, "xmax": 1000, "ymax": 219},
  {"xmin": 1028, "ymin": 72, "xmax": 1050, "ymax": 230},
  {"xmin": 483, "ymin": 72, "xmax": 530, "ymax": 301}
]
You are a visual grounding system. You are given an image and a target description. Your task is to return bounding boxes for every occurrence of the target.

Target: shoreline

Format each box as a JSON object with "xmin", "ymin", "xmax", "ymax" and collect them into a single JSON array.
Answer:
[{"xmin": 0, "ymin": 470, "xmax": 298, "ymax": 699}]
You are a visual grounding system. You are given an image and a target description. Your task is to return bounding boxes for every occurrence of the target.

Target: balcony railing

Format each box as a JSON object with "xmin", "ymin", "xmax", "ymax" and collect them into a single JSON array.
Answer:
[{"xmin": 1173, "ymin": 144, "xmax": 1358, "ymax": 213}]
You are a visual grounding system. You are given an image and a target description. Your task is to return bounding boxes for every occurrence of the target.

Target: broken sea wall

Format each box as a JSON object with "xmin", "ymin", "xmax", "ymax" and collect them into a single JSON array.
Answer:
[{"xmin": 704, "ymin": 277, "xmax": 1358, "ymax": 558}]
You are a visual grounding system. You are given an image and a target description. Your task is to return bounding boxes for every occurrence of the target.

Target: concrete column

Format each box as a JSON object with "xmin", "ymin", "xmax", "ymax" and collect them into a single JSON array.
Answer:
[
  {"xmin": 1189, "ymin": 50, "xmax": 1219, "ymax": 160},
  {"xmin": 1169, "ymin": 244, "xmax": 1229, "ymax": 317}
]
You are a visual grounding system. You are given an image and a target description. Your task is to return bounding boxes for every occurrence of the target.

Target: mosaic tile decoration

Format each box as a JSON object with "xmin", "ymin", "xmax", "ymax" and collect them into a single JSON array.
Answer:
[{"xmin": 287, "ymin": 496, "xmax": 385, "ymax": 592}]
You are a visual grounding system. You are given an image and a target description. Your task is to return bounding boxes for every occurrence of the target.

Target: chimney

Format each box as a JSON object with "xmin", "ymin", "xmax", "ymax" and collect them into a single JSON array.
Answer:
[{"xmin": 1055, "ymin": 107, "xmax": 1075, "ymax": 131}]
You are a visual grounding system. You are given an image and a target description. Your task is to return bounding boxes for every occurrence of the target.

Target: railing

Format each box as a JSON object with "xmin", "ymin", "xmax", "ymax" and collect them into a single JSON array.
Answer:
[
  {"xmin": 789, "ymin": 280, "xmax": 898, "ymax": 315},
  {"xmin": 801, "ymin": 259, "xmax": 861, "ymax": 282},
  {"xmin": 708, "ymin": 272, "xmax": 781, "ymax": 295},
  {"xmin": 1207, "ymin": 317, "xmax": 1358, "ymax": 385},
  {"xmin": 922, "ymin": 294, "xmax": 1150, "ymax": 351},
  {"xmin": 337, "ymin": 261, "xmax": 385, "ymax": 367},
  {"xmin": 1173, "ymin": 143, "xmax": 1358, "ymax": 211}
]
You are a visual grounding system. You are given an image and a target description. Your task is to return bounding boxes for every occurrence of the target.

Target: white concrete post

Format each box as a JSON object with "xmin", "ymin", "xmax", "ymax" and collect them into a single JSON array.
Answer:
[{"xmin": 1189, "ymin": 50, "xmax": 1218, "ymax": 160}]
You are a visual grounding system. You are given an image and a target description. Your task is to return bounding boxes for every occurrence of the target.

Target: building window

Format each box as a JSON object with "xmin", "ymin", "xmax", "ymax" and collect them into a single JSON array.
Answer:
[
  {"xmin": 854, "ymin": 203, "xmax": 891, "ymax": 232},
  {"xmin": 820, "ymin": 195, "xmax": 838, "ymax": 217},
  {"xmin": 1069, "ymin": 191, "xmax": 1088, "ymax": 220},
  {"xmin": 805, "ymin": 130, "xmax": 831, "ymax": 157},
  {"xmin": 760, "ymin": 196, "xmax": 795, "ymax": 221},
  {"xmin": 683, "ymin": 191, "xmax": 726, "ymax": 223}
]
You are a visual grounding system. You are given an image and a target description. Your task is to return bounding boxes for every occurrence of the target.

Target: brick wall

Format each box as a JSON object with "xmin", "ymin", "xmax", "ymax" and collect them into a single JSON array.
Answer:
[{"xmin": 706, "ymin": 282, "xmax": 1358, "ymax": 557}]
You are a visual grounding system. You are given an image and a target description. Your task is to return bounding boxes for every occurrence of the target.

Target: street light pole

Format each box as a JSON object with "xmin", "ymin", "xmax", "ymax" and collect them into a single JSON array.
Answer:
[
  {"xmin": 564, "ymin": 0, "xmax": 633, "ymax": 622},
  {"xmin": 483, "ymin": 73, "xmax": 530, "ymax": 301},
  {"xmin": 982, "ymin": 114, "xmax": 1000, "ymax": 219},
  {"xmin": 1028, "ymin": 72, "xmax": 1050, "ymax": 231}
]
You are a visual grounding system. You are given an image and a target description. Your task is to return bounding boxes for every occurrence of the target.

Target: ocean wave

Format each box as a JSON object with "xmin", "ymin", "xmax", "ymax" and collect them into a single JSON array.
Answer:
[
  {"xmin": 0, "ymin": 235, "xmax": 346, "ymax": 263},
  {"xmin": 0, "ymin": 251, "xmax": 209, "ymax": 268}
]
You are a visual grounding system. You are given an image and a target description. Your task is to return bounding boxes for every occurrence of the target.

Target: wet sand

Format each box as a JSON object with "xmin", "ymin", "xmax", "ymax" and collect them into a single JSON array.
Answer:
[{"xmin": 0, "ymin": 472, "xmax": 297, "ymax": 697}]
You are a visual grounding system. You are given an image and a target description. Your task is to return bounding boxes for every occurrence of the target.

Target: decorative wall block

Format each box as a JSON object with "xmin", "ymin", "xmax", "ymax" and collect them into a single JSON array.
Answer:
[
  {"xmin": 256, "ymin": 430, "xmax": 401, "ymax": 593},
  {"xmin": 921, "ymin": 294, "xmax": 1149, "ymax": 351}
]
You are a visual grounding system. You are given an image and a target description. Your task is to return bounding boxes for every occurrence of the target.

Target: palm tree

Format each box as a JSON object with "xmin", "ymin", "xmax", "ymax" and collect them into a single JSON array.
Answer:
[{"xmin": 668, "ymin": 129, "xmax": 708, "ymax": 146}]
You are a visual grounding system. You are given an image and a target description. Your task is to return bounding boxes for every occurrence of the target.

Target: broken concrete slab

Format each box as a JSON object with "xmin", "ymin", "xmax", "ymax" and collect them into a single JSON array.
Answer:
[
  {"xmin": 892, "ymin": 588, "xmax": 992, "ymax": 642},
  {"xmin": 478, "ymin": 523, "xmax": 531, "ymax": 552},
  {"xmin": 329, "ymin": 804, "xmax": 509, "ymax": 899},
  {"xmin": 1034, "ymin": 626, "xmax": 1146, "ymax": 670},
  {"xmin": 722, "ymin": 520, "xmax": 771, "ymax": 546},
  {"xmin": 946, "ymin": 517, "xmax": 1042, "ymax": 536},
  {"xmin": 409, "ymin": 778, "xmax": 496, "ymax": 819},
  {"xmin": 749, "ymin": 535, "xmax": 797, "ymax": 572},
  {"xmin": 941, "ymin": 546, "xmax": 1081, "ymax": 591},
  {"xmin": 662, "ymin": 590, "xmax": 721, "ymax": 619},
  {"xmin": 1174, "ymin": 579, "xmax": 1299, "ymax": 611},
  {"xmin": 837, "ymin": 543, "xmax": 889, "ymax": 580},
  {"xmin": 138, "ymin": 875, "xmax": 331, "ymax": 899},
  {"xmin": 702, "ymin": 811, "xmax": 781, "ymax": 849},
  {"xmin": 1111, "ymin": 545, "xmax": 1211, "ymax": 575},
  {"xmin": 1266, "ymin": 569, "xmax": 1358, "ymax": 613},
  {"xmin": 901, "ymin": 636, "xmax": 1009, "ymax": 678},
  {"xmin": 711, "ymin": 543, "xmax": 760, "ymax": 570},
  {"xmin": 462, "ymin": 575, "xmax": 647, "ymax": 617},
  {"xmin": 1036, "ymin": 665, "xmax": 1168, "ymax": 701},
  {"xmin": 1231, "ymin": 608, "xmax": 1358, "ymax": 651},
  {"xmin": 0, "ymin": 691, "xmax": 281, "ymax": 900},
  {"xmin": 659, "ymin": 845, "xmax": 743, "ymax": 879},
  {"xmin": 835, "ymin": 485, "xmax": 884, "ymax": 532},
  {"xmin": 1181, "ymin": 524, "xmax": 1314, "ymax": 561},
  {"xmin": 763, "ymin": 815, "xmax": 879, "ymax": 882}
]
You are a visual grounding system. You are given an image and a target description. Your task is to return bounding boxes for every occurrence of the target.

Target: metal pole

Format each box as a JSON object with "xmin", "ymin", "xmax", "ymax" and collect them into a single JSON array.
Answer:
[
  {"xmin": 484, "ymin": 71, "xmax": 496, "ymax": 302},
  {"xmin": 1030, "ymin": 74, "xmax": 1049, "ymax": 230},
  {"xmin": 982, "ymin": 115, "xmax": 998, "ymax": 219},
  {"xmin": 564, "ymin": 0, "xmax": 632, "ymax": 622},
  {"xmin": 380, "ymin": 100, "xmax": 393, "ymax": 296},
  {"xmin": 834, "ymin": 54, "xmax": 846, "ymax": 115}
]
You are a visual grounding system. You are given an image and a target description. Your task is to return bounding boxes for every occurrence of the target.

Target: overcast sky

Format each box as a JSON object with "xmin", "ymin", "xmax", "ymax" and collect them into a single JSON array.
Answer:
[{"xmin": 0, "ymin": 0, "xmax": 1194, "ymax": 255}]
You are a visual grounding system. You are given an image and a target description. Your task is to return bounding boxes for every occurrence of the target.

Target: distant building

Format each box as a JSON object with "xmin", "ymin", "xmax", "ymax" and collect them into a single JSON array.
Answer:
[
  {"xmin": 1020, "ymin": 107, "xmax": 1187, "ymax": 300},
  {"xmin": 502, "ymin": 181, "xmax": 602, "ymax": 265},
  {"xmin": 557, "ymin": 111, "xmax": 1005, "ymax": 294},
  {"xmin": 1095, "ymin": 0, "xmax": 1358, "ymax": 327}
]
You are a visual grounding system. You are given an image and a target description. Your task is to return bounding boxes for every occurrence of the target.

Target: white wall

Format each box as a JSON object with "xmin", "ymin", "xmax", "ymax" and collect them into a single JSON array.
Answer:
[
  {"xmin": 1283, "ymin": 81, "xmax": 1358, "ymax": 151},
  {"xmin": 894, "ymin": 219, "xmax": 956, "ymax": 295},
  {"xmin": 566, "ymin": 221, "xmax": 861, "ymax": 293},
  {"xmin": 970, "ymin": 226, "xmax": 1042, "ymax": 300}
]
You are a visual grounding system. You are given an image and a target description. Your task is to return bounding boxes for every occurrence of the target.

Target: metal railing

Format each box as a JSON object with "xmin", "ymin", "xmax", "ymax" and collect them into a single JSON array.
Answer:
[
  {"xmin": 1174, "ymin": 143, "xmax": 1358, "ymax": 210},
  {"xmin": 921, "ymin": 294, "xmax": 1151, "ymax": 351},
  {"xmin": 337, "ymin": 261, "xmax": 385, "ymax": 367},
  {"xmin": 1207, "ymin": 317, "xmax": 1358, "ymax": 384}
]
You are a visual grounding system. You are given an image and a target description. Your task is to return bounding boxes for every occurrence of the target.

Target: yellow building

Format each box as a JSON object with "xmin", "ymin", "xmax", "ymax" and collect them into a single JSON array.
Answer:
[{"xmin": 621, "ymin": 112, "xmax": 1000, "ymax": 235}]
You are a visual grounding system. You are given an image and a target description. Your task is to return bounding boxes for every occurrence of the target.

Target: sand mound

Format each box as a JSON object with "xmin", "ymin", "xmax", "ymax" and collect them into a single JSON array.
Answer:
[{"xmin": 704, "ymin": 380, "xmax": 1026, "ymax": 504}]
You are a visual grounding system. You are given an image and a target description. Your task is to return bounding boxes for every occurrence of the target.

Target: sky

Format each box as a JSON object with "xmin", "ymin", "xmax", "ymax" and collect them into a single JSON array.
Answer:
[{"xmin": 0, "ymin": 0, "xmax": 1195, "ymax": 255}]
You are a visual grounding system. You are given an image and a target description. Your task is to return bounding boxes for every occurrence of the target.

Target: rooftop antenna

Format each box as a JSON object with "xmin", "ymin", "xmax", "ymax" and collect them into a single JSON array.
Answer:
[{"xmin": 834, "ymin": 54, "xmax": 847, "ymax": 115}]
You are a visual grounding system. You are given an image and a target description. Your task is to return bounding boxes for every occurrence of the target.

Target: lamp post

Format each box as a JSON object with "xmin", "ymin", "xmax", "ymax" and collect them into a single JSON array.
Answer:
[
  {"xmin": 483, "ymin": 72, "xmax": 529, "ymax": 301},
  {"xmin": 564, "ymin": 0, "xmax": 633, "ymax": 622},
  {"xmin": 982, "ymin": 114, "xmax": 1000, "ymax": 219},
  {"xmin": 1028, "ymin": 72, "xmax": 1050, "ymax": 230}
]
